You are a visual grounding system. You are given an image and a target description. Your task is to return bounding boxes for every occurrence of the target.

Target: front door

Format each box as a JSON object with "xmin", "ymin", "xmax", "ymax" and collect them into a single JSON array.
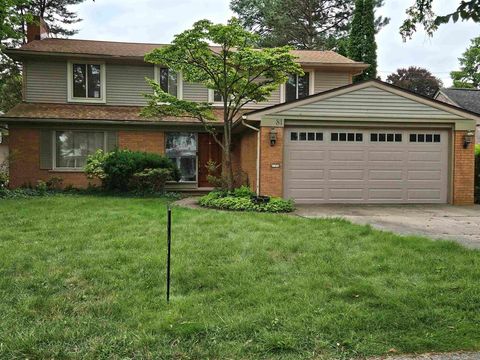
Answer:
[{"xmin": 198, "ymin": 133, "xmax": 222, "ymax": 187}]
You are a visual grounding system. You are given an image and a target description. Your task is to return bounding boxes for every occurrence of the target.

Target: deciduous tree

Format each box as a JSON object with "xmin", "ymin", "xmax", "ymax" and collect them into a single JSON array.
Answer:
[
  {"xmin": 401, "ymin": 0, "xmax": 480, "ymax": 40},
  {"xmin": 386, "ymin": 66, "xmax": 443, "ymax": 97},
  {"xmin": 451, "ymin": 36, "xmax": 480, "ymax": 88},
  {"xmin": 142, "ymin": 19, "xmax": 302, "ymax": 190}
]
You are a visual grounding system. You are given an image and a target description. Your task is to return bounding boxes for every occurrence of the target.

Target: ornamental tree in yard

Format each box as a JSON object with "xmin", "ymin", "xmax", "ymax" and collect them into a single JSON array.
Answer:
[{"xmin": 142, "ymin": 19, "xmax": 302, "ymax": 190}]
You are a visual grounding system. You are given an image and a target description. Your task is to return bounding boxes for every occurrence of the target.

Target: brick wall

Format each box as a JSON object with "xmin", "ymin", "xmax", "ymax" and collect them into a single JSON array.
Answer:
[
  {"xmin": 9, "ymin": 126, "xmax": 98, "ymax": 188},
  {"xmin": 453, "ymin": 130, "xmax": 474, "ymax": 205},
  {"xmin": 8, "ymin": 127, "xmax": 166, "ymax": 189},
  {"xmin": 118, "ymin": 130, "xmax": 164, "ymax": 153},
  {"xmin": 259, "ymin": 126, "xmax": 284, "ymax": 197},
  {"xmin": 239, "ymin": 129, "xmax": 258, "ymax": 191}
]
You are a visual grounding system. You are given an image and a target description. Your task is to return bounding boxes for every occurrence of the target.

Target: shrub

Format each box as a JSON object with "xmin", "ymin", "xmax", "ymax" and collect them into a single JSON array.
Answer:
[
  {"xmin": 199, "ymin": 186, "xmax": 294, "ymax": 213},
  {"xmin": 205, "ymin": 160, "xmax": 248, "ymax": 190},
  {"xmin": 86, "ymin": 149, "xmax": 180, "ymax": 192},
  {"xmin": 199, "ymin": 192, "xmax": 294, "ymax": 213},
  {"xmin": 129, "ymin": 168, "xmax": 172, "ymax": 193}
]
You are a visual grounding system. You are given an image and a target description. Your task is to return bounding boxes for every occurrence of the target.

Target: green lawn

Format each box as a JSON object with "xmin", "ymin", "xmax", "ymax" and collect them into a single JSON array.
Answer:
[{"xmin": 0, "ymin": 195, "xmax": 479, "ymax": 359}]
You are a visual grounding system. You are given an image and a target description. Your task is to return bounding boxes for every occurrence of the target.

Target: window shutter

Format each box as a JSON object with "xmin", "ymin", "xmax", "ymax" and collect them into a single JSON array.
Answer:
[
  {"xmin": 106, "ymin": 131, "xmax": 118, "ymax": 152},
  {"xmin": 39, "ymin": 130, "xmax": 53, "ymax": 169}
]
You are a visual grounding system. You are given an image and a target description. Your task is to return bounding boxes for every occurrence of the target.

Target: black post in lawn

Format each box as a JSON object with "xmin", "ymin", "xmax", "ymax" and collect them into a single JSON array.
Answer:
[{"xmin": 166, "ymin": 206, "xmax": 172, "ymax": 303}]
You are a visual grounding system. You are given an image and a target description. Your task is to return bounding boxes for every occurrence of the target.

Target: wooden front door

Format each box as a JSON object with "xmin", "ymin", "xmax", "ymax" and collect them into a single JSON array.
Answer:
[{"xmin": 198, "ymin": 133, "xmax": 222, "ymax": 187}]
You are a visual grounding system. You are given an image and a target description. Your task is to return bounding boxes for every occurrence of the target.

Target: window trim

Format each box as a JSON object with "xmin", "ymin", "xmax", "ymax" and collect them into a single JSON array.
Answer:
[
  {"xmin": 280, "ymin": 70, "xmax": 315, "ymax": 103},
  {"xmin": 67, "ymin": 60, "xmax": 106, "ymax": 103},
  {"xmin": 165, "ymin": 132, "xmax": 198, "ymax": 183},
  {"xmin": 52, "ymin": 130, "xmax": 107, "ymax": 171},
  {"xmin": 154, "ymin": 66, "xmax": 183, "ymax": 99},
  {"xmin": 208, "ymin": 89, "xmax": 225, "ymax": 106}
]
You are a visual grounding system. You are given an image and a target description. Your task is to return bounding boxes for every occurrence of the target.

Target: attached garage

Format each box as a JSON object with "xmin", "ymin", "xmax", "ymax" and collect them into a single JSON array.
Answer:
[
  {"xmin": 243, "ymin": 80, "xmax": 478, "ymax": 205},
  {"xmin": 284, "ymin": 127, "xmax": 450, "ymax": 204}
]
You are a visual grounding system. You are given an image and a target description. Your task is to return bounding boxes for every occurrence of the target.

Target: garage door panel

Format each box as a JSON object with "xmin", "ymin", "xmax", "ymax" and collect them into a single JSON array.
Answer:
[
  {"xmin": 368, "ymin": 170, "xmax": 403, "ymax": 180},
  {"xmin": 287, "ymin": 169, "xmax": 325, "ymax": 179},
  {"xmin": 408, "ymin": 151, "xmax": 442, "ymax": 162},
  {"xmin": 369, "ymin": 189, "xmax": 404, "ymax": 200},
  {"xmin": 284, "ymin": 127, "xmax": 449, "ymax": 204},
  {"xmin": 368, "ymin": 151, "xmax": 405, "ymax": 161},
  {"xmin": 407, "ymin": 170, "xmax": 442, "ymax": 180},
  {"xmin": 329, "ymin": 150, "xmax": 365, "ymax": 161},
  {"xmin": 329, "ymin": 169, "xmax": 364, "ymax": 180},
  {"xmin": 407, "ymin": 189, "xmax": 442, "ymax": 201},
  {"xmin": 289, "ymin": 150, "xmax": 326, "ymax": 161},
  {"xmin": 329, "ymin": 188, "xmax": 364, "ymax": 200}
]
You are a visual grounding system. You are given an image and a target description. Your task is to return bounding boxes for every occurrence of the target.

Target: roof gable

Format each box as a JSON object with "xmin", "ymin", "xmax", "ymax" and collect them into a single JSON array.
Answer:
[{"xmin": 246, "ymin": 81, "xmax": 480, "ymax": 123}]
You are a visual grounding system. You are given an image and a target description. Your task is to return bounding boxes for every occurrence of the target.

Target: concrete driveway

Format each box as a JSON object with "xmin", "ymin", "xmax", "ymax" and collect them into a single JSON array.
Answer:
[{"xmin": 295, "ymin": 204, "xmax": 480, "ymax": 249}]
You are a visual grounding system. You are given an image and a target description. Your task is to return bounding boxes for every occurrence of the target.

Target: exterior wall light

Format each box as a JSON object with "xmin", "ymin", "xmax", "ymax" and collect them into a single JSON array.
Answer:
[
  {"xmin": 464, "ymin": 130, "xmax": 475, "ymax": 149},
  {"xmin": 269, "ymin": 128, "xmax": 277, "ymax": 146}
]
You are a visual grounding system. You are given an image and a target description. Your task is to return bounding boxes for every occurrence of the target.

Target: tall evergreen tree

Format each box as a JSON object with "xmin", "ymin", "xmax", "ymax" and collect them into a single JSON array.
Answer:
[
  {"xmin": 347, "ymin": 0, "xmax": 377, "ymax": 82},
  {"xmin": 347, "ymin": 0, "xmax": 363, "ymax": 62},
  {"xmin": 230, "ymin": 0, "xmax": 389, "ymax": 50},
  {"xmin": 362, "ymin": 0, "xmax": 377, "ymax": 80}
]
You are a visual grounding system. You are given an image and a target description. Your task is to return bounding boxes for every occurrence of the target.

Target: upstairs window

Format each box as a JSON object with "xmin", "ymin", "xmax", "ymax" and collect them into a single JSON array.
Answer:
[
  {"xmin": 156, "ymin": 67, "xmax": 182, "ymax": 99},
  {"xmin": 285, "ymin": 73, "xmax": 310, "ymax": 102},
  {"xmin": 68, "ymin": 62, "xmax": 105, "ymax": 103},
  {"xmin": 159, "ymin": 68, "xmax": 178, "ymax": 97}
]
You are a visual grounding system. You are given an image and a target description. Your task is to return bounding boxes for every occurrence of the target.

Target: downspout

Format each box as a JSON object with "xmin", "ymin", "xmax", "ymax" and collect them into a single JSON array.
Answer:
[{"xmin": 241, "ymin": 117, "xmax": 260, "ymax": 196}]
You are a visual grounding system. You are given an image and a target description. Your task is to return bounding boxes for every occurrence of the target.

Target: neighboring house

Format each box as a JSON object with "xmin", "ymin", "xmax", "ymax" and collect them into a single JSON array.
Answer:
[
  {"xmin": 434, "ymin": 88, "xmax": 480, "ymax": 142},
  {"xmin": 1, "ymin": 20, "xmax": 478, "ymax": 205}
]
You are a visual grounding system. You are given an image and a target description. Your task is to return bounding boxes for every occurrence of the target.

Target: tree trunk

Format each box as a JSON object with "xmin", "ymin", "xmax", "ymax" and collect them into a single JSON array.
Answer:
[{"xmin": 222, "ymin": 130, "xmax": 235, "ymax": 191}]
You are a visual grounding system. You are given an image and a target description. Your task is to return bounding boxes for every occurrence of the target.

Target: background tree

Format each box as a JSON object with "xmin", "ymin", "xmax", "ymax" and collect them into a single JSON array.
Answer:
[
  {"xmin": 347, "ymin": 0, "xmax": 377, "ymax": 81},
  {"xmin": 401, "ymin": 0, "xmax": 480, "ymax": 40},
  {"xmin": 230, "ymin": 0, "xmax": 389, "ymax": 50},
  {"xmin": 451, "ymin": 36, "xmax": 480, "ymax": 88},
  {"xmin": 386, "ymin": 66, "xmax": 443, "ymax": 97},
  {"xmin": 142, "ymin": 19, "xmax": 302, "ymax": 190},
  {"xmin": 0, "ymin": 0, "xmax": 87, "ymax": 113}
]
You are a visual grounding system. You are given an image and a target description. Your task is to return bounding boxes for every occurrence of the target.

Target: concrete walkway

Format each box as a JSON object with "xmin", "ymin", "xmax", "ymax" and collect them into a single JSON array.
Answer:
[{"xmin": 296, "ymin": 204, "xmax": 480, "ymax": 249}]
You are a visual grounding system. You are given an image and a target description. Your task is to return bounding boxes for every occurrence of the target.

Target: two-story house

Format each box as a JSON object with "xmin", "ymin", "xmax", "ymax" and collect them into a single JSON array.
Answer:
[{"xmin": 2, "ymin": 20, "xmax": 478, "ymax": 204}]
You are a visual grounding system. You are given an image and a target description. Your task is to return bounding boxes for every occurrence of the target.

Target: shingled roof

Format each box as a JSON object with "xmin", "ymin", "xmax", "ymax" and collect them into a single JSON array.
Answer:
[
  {"xmin": 436, "ymin": 88, "xmax": 480, "ymax": 115},
  {"xmin": 6, "ymin": 38, "xmax": 367, "ymax": 68},
  {"xmin": 2, "ymin": 102, "xmax": 235, "ymax": 125}
]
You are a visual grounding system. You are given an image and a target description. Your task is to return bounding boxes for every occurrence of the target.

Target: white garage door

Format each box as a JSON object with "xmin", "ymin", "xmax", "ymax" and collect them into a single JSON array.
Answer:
[{"xmin": 284, "ymin": 127, "xmax": 450, "ymax": 204}]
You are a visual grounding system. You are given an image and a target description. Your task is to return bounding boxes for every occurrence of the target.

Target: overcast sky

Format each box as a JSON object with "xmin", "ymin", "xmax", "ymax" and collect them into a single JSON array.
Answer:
[{"xmin": 71, "ymin": 0, "xmax": 479, "ymax": 87}]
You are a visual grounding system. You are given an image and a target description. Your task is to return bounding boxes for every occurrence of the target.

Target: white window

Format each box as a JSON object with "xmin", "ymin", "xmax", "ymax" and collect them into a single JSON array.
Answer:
[
  {"xmin": 54, "ymin": 131, "xmax": 106, "ymax": 170},
  {"xmin": 208, "ymin": 89, "xmax": 225, "ymax": 105},
  {"xmin": 165, "ymin": 132, "xmax": 197, "ymax": 182},
  {"xmin": 67, "ymin": 61, "xmax": 106, "ymax": 103},
  {"xmin": 155, "ymin": 67, "xmax": 183, "ymax": 99},
  {"xmin": 281, "ymin": 71, "xmax": 315, "ymax": 103}
]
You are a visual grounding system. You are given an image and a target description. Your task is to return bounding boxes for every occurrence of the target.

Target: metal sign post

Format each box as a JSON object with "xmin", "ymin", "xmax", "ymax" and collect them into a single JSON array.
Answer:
[{"xmin": 166, "ymin": 206, "xmax": 172, "ymax": 303}]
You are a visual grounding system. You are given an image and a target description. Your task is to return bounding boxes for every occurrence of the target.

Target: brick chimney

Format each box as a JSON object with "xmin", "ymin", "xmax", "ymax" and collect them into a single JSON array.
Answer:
[{"xmin": 26, "ymin": 17, "xmax": 49, "ymax": 43}]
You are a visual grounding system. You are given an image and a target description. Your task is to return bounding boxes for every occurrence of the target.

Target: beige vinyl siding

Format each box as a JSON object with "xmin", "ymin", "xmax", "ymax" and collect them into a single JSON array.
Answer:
[
  {"xmin": 435, "ymin": 93, "xmax": 457, "ymax": 106},
  {"xmin": 245, "ymin": 87, "xmax": 281, "ymax": 109},
  {"xmin": 277, "ymin": 86, "xmax": 463, "ymax": 120},
  {"xmin": 25, "ymin": 60, "xmax": 67, "ymax": 103},
  {"xmin": 106, "ymin": 64, "xmax": 154, "ymax": 106},
  {"xmin": 314, "ymin": 71, "xmax": 351, "ymax": 93},
  {"xmin": 183, "ymin": 82, "xmax": 209, "ymax": 102}
]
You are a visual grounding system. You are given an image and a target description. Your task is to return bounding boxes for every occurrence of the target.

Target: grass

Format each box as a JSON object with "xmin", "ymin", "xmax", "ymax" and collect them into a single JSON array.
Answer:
[{"xmin": 0, "ymin": 195, "xmax": 479, "ymax": 359}]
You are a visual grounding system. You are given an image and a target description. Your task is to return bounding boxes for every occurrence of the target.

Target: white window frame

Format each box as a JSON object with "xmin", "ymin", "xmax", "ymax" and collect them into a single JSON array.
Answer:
[
  {"xmin": 52, "ymin": 130, "xmax": 107, "ymax": 171},
  {"xmin": 67, "ymin": 61, "xmax": 106, "ymax": 104},
  {"xmin": 165, "ymin": 132, "xmax": 198, "ymax": 183},
  {"xmin": 154, "ymin": 66, "xmax": 183, "ymax": 99},
  {"xmin": 208, "ymin": 89, "xmax": 225, "ymax": 106},
  {"xmin": 280, "ymin": 70, "xmax": 315, "ymax": 103}
]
